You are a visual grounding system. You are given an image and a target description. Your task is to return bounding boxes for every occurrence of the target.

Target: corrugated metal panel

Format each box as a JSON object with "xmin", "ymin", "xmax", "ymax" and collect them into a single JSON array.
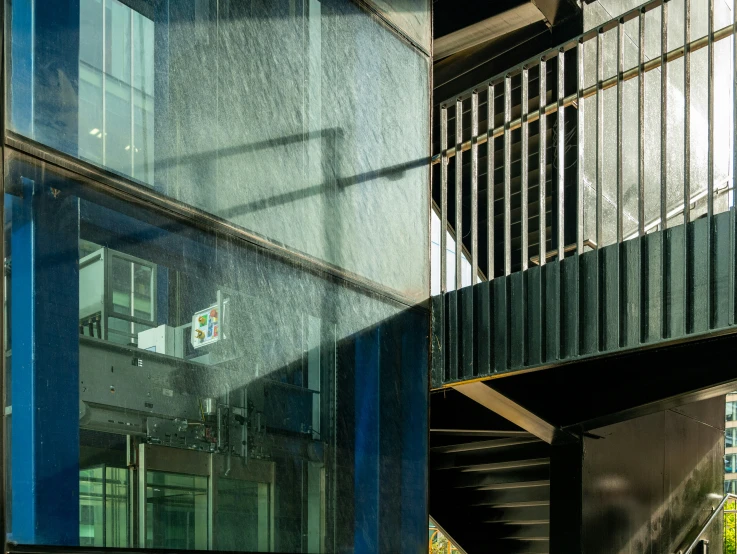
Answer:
[{"xmin": 432, "ymin": 209, "xmax": 737, "ymax": 388}]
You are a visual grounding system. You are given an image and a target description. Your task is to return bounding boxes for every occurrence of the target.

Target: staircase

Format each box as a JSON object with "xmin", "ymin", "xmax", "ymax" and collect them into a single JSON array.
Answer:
[{"xmin": 429, "ymin": 392, "xmax": 551, "ymax": 553}]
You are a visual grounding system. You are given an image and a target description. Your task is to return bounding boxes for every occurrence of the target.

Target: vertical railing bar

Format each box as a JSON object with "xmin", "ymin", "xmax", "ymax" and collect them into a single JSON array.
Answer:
[
  {"xmin": 684, "ymin": 0, "xmax": 691, "ymax": 226},
  {"xmin": 504, "ymin": 75, "xmax": 512, "ymax": 276},
  {"xmin": 708, "ymin": 0, "xmax": 715, "ymax": 328},
  {"xmin": 557, "ymin": 48, "xmax": 566, "ymax": 262},
  {"xmin": 539, "ymin": 60, "xmax": 548, "ymax": 266},
  {"xmin": 440, "ymin": 106, "xmax": 449, "ymax": 294},
  {"xmin": 471, "ymin": 91, "xmax": 480, "ymax": 283},
  {"xmin": 661, "ymin": 0, "xmax": 669, "ymax": 340},
  {"xmin": 577, "ymin": 40, "xmax": 585, "ymax": 254},
  {"xmin": 488, "ymin": 84, "xmax": 496, "ymax": 280},
  {"xmin": 596, "ymin": 29, "xmax": 604, "ymax": 249},
  {"xmin": 684, "ymin": 0, "xmax": 691, "ymax": 333},
  {"xmin": 733, "ymin": 0, "xmax": 737, "ymax": 211},
  {"xmin": 638, "ymin": 9, "xmax": 646, "ymax": 236},
  {"xmin": 661, "ymin": 0, "xmax": 668, "ymax": 231},
  {"xmin": 456, "ymin": 98, "xmax": 464, "ymax": 289},
  {"xmin": 522, "ymin": 68, "xmax": 530, "ymax": 271},
  {"xmin": 708, "ymin": 0, "xmax": 715, "ymax": 220},
  {"xmin": 617, "ymin": 19, "xmax": 625, "ymax": 243}
]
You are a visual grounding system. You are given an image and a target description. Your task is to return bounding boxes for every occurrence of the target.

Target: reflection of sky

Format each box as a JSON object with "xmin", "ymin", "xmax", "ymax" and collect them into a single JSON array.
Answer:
[{"xmin": 430, "ymin": 210, "xmax": 473, "ymax": 295}]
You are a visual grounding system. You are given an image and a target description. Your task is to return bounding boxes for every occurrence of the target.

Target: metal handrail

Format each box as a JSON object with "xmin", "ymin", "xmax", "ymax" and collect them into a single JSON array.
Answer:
[
  {"xmin": 677, "ymin": 493, "xmax": 737, "ymax": 554},
  {"xmin": 433, "ymin": 0, "xmax": 737, "ymax": 297}
]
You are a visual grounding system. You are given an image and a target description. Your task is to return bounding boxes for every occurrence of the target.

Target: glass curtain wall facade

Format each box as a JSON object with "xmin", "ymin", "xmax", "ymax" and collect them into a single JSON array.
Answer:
[{"xmin": 2, "ymin": 0, "xmax": 431, "ymax": 552}]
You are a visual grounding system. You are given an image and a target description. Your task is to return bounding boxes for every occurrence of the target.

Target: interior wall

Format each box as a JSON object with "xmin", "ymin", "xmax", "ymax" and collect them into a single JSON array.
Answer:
[{"xmin": 582, "ymin": 396, "xmax": 725, "ymax": 554}]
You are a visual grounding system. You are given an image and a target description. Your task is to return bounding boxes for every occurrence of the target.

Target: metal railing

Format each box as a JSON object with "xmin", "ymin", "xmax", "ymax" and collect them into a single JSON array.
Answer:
[
  {"xmin": 433, "ymin": 0, "xmax": 737, "ymax": 293},
  {"xmin": 674, "ymin": 493, "xmax": 737, "ymax": 553}
]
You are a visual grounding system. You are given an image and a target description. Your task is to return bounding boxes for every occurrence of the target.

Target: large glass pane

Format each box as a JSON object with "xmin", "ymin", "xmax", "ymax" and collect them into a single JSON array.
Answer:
[
  {"xmin": 105, "ymin": 79, "xmax": 132, "ymax": 176},
  {"xmin": 4, "ymin": 155, "xmax": 429, "ymax": 552},
  {"xmin": 133, "ymin": 263, "xmax": 153, "ymax": 320},
  {"xmin": 111, "ymin": 256, "xmax": 131, "ymax": 315},
  {"xmin": 105, "ymin": 0, "xmax": 131, "ymax": 84},
  {"xmin": 80, "ymin": 0, "xmax": 103, "ymax": 70},
  {"xmin": 146, "ymin": 472, "xmax": 208, "ymax": 550},
  {"xmin": 79, "ymin": 467, "xmax": 105, "ymax": 546},
  {"xmin": 79, "ymin": 66, "xmax": 104, "ymax": 164},
  {"xmin": 215, "ymin": 480, "xmax": 267, "ymax": 552},
  {"xmin": 7, "ymin": 0, "xmax": 430, "ymax": 298},
  {"xmin": 79, "ymin": 466, "xmax": 129, "ymax": 548}
]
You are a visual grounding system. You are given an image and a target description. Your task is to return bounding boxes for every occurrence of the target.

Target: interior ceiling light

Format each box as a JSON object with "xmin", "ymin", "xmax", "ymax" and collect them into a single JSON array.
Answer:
[
  {"xmin": 89, "ymin": 128, "xmax": 100, "ymax": 135},
  {"xmin": 125, "ymin": 145, "xmax": 131, "ymax": 151}
]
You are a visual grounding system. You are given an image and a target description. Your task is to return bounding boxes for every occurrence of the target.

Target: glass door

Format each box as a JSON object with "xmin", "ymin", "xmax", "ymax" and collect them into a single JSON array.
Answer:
[
  {"xmin": 145, "ymin": 471, "xmax": 208, "ymax": 550},
  {"xmin": 138, "ymin": 443, "xmax": 274, "ymax": 552},
  {"xmin": 214, "ymin": 478, "xmax": 269, "ymax": 551},
  {"xmin": 79, "ymin": 465, "xmax": 130, "ymax": 547}
]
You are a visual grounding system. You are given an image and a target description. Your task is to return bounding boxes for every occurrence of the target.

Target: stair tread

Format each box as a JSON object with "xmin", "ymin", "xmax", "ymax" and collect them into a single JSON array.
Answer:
[
  {"xmin": 477, "ymin": 479, "xmax": 550, "ymax": 491},
  {"xmin": 473, "ymin": 500, "xmax": 550, "ymax": 508},
  {"xmin": 431, "ymin": 436, "xmax": 541, "ymax": 453},
  {"xmin": 484, "ymin": 519, "xmax": 550, "ymax": 525},
  {"xmin": 459, "ymin": 457, "xmax": 550, "ymax": 472},
  {"xmin": 430, "ymin": 428, "xmax": 532, "ymax": 437}
]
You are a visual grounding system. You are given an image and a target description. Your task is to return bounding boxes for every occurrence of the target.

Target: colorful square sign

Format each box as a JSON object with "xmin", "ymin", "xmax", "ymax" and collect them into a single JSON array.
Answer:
[{"xmin": 191, "ymin": 304, "xmax": 220, "ymax": 349}]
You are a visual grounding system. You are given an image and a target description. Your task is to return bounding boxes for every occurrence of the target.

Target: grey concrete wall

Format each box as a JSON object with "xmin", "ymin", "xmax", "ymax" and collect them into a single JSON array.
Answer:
[{"xmin": 582, "ymin": 396, "xmax": 726, "ymax": 553}]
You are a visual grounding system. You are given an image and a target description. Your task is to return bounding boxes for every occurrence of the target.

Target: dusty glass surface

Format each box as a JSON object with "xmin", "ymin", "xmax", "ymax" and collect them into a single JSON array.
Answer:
[
  {"xmin": 3, "ymin": 154, "xmax": 429, "ymax": 552},
  {"xmin": 7, "ymin": 0, "xmax": 430, "ymax": 299},
  {"xmin": 581, "ymin": 0, "xmax": 734, "ymax": 244}
]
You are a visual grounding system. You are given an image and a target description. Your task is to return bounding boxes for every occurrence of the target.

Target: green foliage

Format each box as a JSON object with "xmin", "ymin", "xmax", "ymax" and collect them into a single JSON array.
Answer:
[
  {"xmin": 430, "ymin": 534, "xmax": 449, "ymax": 554},
  {"xmin": 726, "ymin": 500, "xmax": 736, "ymax": 554}
]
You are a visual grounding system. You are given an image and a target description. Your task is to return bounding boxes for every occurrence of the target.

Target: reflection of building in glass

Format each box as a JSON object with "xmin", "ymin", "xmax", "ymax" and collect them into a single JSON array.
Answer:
[
  {"xmin": 78, "ymin": 0, "xmax": 154, "ymax": 184},
  {"xmin": 727, "ymin": 394, "xmax": 737, "ymax": 494}
]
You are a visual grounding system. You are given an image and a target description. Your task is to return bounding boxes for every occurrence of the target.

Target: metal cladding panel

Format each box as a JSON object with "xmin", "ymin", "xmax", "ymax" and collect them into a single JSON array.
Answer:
[
  {"xmin": 475, "ymin": 281, "xmax": 492, "ymax": 376},
  {"xmin": 665, "ymin": 224, "xmax": 687, "ymax": 338},
  {"xmin": 712, "ymin": 212, "xmax": 732, "ymax": 329},
  {"xmin": 432, "ymin": 209, "xmax": 737, "ymax": 388},
  {"xmin": 560, "ymin": 256, "xmax": 579, "ymax": 360},
  {"xmin": 446, "ymin": 291, "xmax": 459, "ymax": 382},
  {"xmin": 600, "ymin": 245, "xmax": 621, "ymax": 353},
  {"xmin": 641, "ymin": 233, "xmax": 664, "ymax": 344},
  {"xmin": 691, "ymin": 217, "xmax": 711, "ymax": 335},
  {"xmin": 579, "ymin": 249, "xmax": 599, "ymax": 355},
  {"xmin": 459, "ymin": 285, "xmax": 475, "ymax": 380},
  {"xmin": 493, "ymin": 278, "xmax": 508, "ymax": 370},
  {"xmin": 544, "ymin": 261, "xmax": 561, "ymax": 363},
  {"xmin": 581, "ymin": 398, "xmax": 725, "ymax": 554},
  {"xmin": 526, "ymin": 266, "xmax": 543, "ymax": 367},
  {"xmin": 509, "ymin": 272, "xmax": 525, "ymax": 369},
  {"xmin": 620, "ymin": 239, "xmax": 641, "ymax": 349}
]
